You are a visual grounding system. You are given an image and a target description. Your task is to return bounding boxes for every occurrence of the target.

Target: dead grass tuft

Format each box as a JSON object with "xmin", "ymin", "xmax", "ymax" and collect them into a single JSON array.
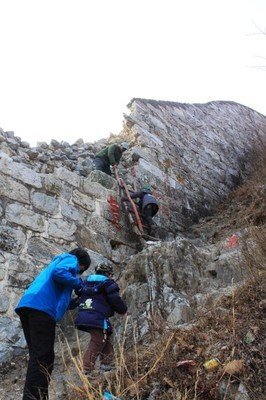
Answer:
[
  {"xmin": 62, "ymin": 274, "xmax": 265, "ymax": 399},
  {"xmin": 223, "ymin": 359, "xmax": 244, "ymax": 375}
]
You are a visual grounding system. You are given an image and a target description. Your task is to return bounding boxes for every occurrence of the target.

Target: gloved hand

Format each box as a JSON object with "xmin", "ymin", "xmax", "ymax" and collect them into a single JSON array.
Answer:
[
  {"xmin": 75, "ymin": 278, "xmax": 84, "ymax": 296},
  {"xmin": 68, "ymin": 297, "xmax": 80, "ymax": 310}
]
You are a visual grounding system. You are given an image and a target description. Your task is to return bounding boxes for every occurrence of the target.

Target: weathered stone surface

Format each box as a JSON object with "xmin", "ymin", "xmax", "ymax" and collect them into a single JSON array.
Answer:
[
  {"xmin": 5, "ymin": 131, "xmax": 15, "ymax": 138},
  {"xmin": 138, "ymin": 158, "xmax": 183, "ymax": 191},
  {"xmin": 87, "ymin": 213, "xmax": 131, "ymax": 244},
  {"xmin": 123, "ymin": 233, "xmax": 244, "ymax": 330},
  {"xmin": 0, "ymin": 267, "xmax": 5, "ymax": 281},
  {"xmin": 44, "ymin": 174, "xmax": 72, "ymax": 200},
  {"xmin": 0, "ymin": 292, "xmax": 9, "ymax": 312},
  {"xmin": 5, "ymin": 204, "xmax": 46, "ymax": 232},
  {"xmin": 44, "ymin": 174, "xmax": 62, "ymax": 195},
  {"xmin": 48, "ymin": 218, "xmax": 76, "ymax": 241},
  {"xmin": 0, "ymin": 226, "xmax": 26, "ymax": 253},
  {"xmin": 111, "ymin": 243, "xmax": 136, "ymax": 264},
  {"xmin": 8, "ymin": 273, "xmax": 32, "ymax": 289},
  {"xmin": 7, "ymin": 254, "xmax": 37, "ymax": 274},
  {"xmin": 0, "ymin": 317, "xmax": 25, "ymax": 363},
  {"xmin": 133, "ymin": 124, "xmax": 164, "ymax": 148},
  {"xmin": 51, "ymin": 139, "xmax": 61, "ymax": 149},
  {"xmin": 76, "ymin": 158, "xmax": 94, "ymax": 177},
  {"xmin": 122, "ymin": 99, "xmax": 266, "ymax": 231},
  {"xmin": 60, "ymin": 201, "xmax": 79, "ymax": 222},
  {"xmin": 78, "ymin": 226, "xmax": 112, "ymax": 258},
  {"xmin": 0, "ymin": 252, "xmax": 6, "ymax": 264},
  {"xmin": 85, "ymin": 249, "xmax": 111, "ymax": 271},
  {"xmin": 54, "ymin": 167, "xmax": 81, "ymax": 187},
  {"xmin": 32, "ymin": 192, "xmax": 59, "ymax": 214},
  {"xmin": 130, "ymin": 145, "xmax": 155, "ymax": 163},
  {"xmin": 87, "ymin": 170, "xmax": 118, "ymax": 191},
  {"xmin": 83, "ymin": 179, "xmax": 110, "ymax": 200},
  {"xmin": 27, "ymin": 237, "xmax": 63, "ymax": 263},
  {"xmin": 0, "ymin": 153, "xmax": 42, "ymax": 188},
  {"xmin": 74, "ymin": 138, "xmax": 84, "ymax": 147},
  {"xmin": 72, "ymin": 189, "xmax": 95, "ymax": 212},
  {"xmin": 0, "ymin": 174, "xmax": 30, "ymax": 204},
  {"xmin": 166, "ymin": 297, "xmax": 193, "ymax": 325},
  {"xmin": 27, "ymin": 148, "xmax": 39, "ymax": 160},
  {"xmin": 0, "ymin": 144, "xmax": 16, "ymax": 157},
  {"xmin": 8, "ymin": 268, "xmax": 36, "ymax": 289}
]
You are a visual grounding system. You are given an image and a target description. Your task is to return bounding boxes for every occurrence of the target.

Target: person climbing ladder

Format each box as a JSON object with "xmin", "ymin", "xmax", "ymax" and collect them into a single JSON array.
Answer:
[{"xmin": 121, "ymin": 184, "xmax": 159, "ymax": 235}]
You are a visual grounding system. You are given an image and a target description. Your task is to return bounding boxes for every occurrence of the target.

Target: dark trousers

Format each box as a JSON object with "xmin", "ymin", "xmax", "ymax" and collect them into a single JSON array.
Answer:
[
  {"xmin": 83, "ymin": 328, "xmax": 114, "ymax": 371},
  {"xmin": 19, "ymin": 308, "xmax": 56, "ymax": 400},
  {"xmin": 141, "ymin": 204, "xmax": 159, "ymax": 227},
  {"xmin": 93, "ymin": 157, "xmax": 112, "ymax": 176}
]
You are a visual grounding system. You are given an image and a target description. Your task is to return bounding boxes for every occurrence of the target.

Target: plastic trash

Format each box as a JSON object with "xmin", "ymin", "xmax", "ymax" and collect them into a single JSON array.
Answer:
[
  {"xmin": 176, "ymin": 359, "xmax": 196, "ymax": 367},
  {"xmin": 102, "ymin": 391, "xmax": 122, "ymax": 400},
  {"xmin": 203, "ymin": 358, "xmax": 220, "ymax": 370}
]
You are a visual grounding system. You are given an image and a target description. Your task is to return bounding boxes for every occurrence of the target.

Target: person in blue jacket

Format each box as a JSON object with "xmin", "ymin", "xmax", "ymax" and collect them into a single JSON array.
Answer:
[
  {"xmin": 74, "ymin": 262, "xmax": 127, "ymax": 375},
  {"xmin": 15, "ymin": 247, "xmax": 91, "ymax": 400}
]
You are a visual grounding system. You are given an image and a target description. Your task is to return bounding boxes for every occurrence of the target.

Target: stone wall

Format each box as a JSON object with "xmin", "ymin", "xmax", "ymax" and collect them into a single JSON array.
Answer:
[
  {"xmin": 121, "ymin": 99, "xmax": 266, "ymax": 232},
  {"xmin": 0, "ymin": 136, "xmax": 137, "ymax": 364}
]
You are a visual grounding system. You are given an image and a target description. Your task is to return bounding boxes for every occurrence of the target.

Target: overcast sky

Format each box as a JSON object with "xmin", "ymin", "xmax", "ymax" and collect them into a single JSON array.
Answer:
[{"xmin": 0, "ymin": 0, "xmax": 265, "ymax": 146}]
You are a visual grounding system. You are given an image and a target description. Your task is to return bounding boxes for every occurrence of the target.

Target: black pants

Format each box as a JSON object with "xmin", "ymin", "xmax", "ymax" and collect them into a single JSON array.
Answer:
[
  {"xmin": 141, "ymin": 204, "xmax": 159, "ymax": 227},
  {"xmin": 93, "ymin": 157, "xmax": 112, "ymax": 176},
  {"xmin": 18, "ymin": 307, "xmax": 56, "ymax": 400}
]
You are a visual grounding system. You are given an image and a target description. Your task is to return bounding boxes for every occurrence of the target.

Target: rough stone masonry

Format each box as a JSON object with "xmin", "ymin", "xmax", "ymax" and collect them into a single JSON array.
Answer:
[{"xmin": 0, "ymin": 98, "xmax": 265, "ymax": 368}]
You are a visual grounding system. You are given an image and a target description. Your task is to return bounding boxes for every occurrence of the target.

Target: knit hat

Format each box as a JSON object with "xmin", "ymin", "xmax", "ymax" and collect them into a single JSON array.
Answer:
[
  {"xmin": 95, "ymin": 263, "xmax": 114, "ymax": 276},
  {"xmin": 142, "ymin": 184, "xmax": 152, "ymax": 192}
]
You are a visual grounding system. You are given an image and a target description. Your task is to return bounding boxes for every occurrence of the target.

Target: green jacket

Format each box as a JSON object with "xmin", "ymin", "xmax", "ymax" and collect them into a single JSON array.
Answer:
[{"xmin": 96, "ymin": 144, "xmax": 122, "ymax": 166}]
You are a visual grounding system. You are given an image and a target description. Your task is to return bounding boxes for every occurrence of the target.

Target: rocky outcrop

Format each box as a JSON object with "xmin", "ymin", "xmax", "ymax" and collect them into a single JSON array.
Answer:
[{"xmin": 123, "ymin": 230, "xmax": 246, "ymax": 340}]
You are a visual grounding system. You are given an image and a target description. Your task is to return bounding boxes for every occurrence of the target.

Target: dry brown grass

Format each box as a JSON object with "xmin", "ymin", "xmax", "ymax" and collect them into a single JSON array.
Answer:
[
  {"xmin": 194, "ymin": 146, "xmax": 266, "ymax": 243},
  {"xmin": 61, "ymin": 268, "xmax": 265, "ymax": 400},
  {"xmin": 119, "ymin": 275, "xmax": 265, "ymax": 399}
]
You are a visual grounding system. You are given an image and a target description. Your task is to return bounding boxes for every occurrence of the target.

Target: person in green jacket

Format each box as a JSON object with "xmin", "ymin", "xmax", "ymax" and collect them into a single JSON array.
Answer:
[{"xmin": 93, "ymin": 142, "xmax": 128, "ymax": 176}]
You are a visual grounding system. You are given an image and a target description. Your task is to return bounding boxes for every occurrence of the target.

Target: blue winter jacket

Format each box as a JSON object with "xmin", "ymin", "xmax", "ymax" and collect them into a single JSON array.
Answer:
[
  {"xmin": 15, "ymin": 253, "xmax": 81, "ymax": 322},
  {"xmin": 74, "ymin": 274, "xmax": 127, "ymax": 333}
]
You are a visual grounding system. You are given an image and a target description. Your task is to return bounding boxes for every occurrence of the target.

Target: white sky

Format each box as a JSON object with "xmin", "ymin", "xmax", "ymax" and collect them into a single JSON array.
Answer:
[{"xmin": 0, "ymin": 0, "xmax": 265, "ymax": 146}]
